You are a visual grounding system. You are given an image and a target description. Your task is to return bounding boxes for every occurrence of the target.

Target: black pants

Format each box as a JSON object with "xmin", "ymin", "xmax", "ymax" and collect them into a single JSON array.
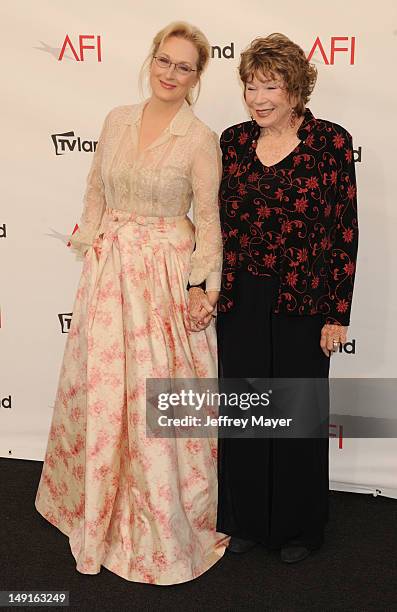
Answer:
[{"xmin": 216, "ymin": 271, "xmax": 331, "ymax": 550}]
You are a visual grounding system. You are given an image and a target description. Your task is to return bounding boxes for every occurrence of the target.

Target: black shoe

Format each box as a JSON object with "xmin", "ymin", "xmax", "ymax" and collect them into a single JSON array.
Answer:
[
  {"xmin": 280, "ymin": 545, "xmax": 310, "ymax": 563},
  {"xmin": 227, "ymin": 537, "xmax": 257, "ymax": 553}
]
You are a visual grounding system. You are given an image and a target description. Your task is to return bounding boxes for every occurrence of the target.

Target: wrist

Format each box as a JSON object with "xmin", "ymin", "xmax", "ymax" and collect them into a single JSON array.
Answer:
[{"xmin": 189, "ymin": 286, "xmax": 205, "ymax": 294}]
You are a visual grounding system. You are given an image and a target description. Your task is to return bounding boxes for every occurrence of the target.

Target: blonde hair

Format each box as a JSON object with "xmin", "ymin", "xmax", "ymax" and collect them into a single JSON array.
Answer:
[
  {"xmin": 140, "ymin": 21, "xmax": 210, "ymax": 105},
  {"xmin": 239, "ymin": 33, "xmax": 317, "ymax": 116}
]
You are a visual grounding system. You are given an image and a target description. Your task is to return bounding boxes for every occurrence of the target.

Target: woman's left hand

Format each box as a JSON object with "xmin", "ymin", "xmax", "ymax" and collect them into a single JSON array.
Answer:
[
  {"xmin": 320, "ymin": 324, "xmax": 348, "ymax": 357},
  {"xmin": 187, "ymin": 288, "xmax": 219, "ymax": 332}
]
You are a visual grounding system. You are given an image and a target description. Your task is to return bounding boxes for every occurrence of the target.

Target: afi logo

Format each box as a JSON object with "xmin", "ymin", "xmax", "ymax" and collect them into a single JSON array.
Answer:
[
  {"xmin": 339, "ymin": 339, "xmax": 356, "ymax": 355},
  {"xmin": 58, "ymin": 313, "xmax": 72, "ymax": 333},
  {"xmin": 330, "ymin": 423, "xmax": 343, "ymax": 448},
  {"xmin": 211, "ymin": 43, "xmax": 234, "ymax": 59},
  {"xmin": 307, "ymin": 37, "xmax": 356, "ymax": 65},
  {"xmin": 1, "ymin": 395, "xmax": 12, "ymax": 409},
  {"xmin": 0, "ymin": 223, "xmax": 6, "ymax": 238},
  {"xmin": 58, "ymin": 35, "xmax": 102, "ymax": 62},
  {"xmin": 51, "ymin": 131, "xmax": 97, "ymax": 155}
]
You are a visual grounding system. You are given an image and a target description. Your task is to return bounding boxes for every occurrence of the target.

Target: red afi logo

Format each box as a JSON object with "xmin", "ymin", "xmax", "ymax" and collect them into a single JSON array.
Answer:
[
  {"xmin": 307, "ymin": 37, "xmax": 356, "ymax": 65},
  {"xmin": 58, "ymin": 35, "xmax": 102, "ymax": 61}
]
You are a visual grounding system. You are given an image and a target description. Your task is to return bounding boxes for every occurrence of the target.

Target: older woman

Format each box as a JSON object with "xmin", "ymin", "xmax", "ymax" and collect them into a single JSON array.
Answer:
[{"xmin": 216, "ymin": 33, "xmax": 358, "ymax": 562}]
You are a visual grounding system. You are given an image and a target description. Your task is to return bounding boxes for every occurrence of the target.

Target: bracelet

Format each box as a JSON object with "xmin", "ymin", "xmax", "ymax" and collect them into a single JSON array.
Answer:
[{"xmin": 187, "ymin": 280, "xmax": 206, "ymax": 292}]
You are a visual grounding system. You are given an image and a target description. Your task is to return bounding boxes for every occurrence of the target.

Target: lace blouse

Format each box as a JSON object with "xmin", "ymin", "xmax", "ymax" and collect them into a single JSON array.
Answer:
[{"xmin": 69, "ymin": 100, "xmax": 223, "ymax": 291}]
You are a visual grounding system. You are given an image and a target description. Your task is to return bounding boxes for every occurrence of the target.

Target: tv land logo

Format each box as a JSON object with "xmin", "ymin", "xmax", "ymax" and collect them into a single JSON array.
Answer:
[
  {"xmin": 211, "ymin": 43, "xmax": 235, "ymax": 59},
  {"xmin": 338, "ymin": 339, "xmax": 356, "ymax": 355},
  {"xmin": 51, "ymin": 132, "xmax": 97, "ymax": 156},
  {"xmin": 1, "ymin": 395, "xmax": 11, "ymax": 409},
  {"xmin": 59, "ymin": 312, "xmax": 72, "ymax": 333}
]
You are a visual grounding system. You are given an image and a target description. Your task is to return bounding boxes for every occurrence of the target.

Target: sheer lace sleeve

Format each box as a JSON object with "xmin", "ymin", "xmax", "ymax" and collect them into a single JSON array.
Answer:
[
  {"xmin": 68, "ymin": 110, "xmax": 111, "ymax": 259},
  {"xmin": 188, "ymin": 129, "xmax": 223, "ymax": 291}
]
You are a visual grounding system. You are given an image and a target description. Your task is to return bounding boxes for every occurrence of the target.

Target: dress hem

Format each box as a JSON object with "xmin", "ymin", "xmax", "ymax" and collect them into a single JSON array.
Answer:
[{"xmin": 35, "ymin": 501, "xmax": 228, "ymax": 586}]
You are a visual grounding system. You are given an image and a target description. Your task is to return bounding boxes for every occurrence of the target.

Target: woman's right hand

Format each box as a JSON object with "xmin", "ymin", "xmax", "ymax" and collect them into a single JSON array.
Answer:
[{"xmin": 187, "ymin": 287, "xmax": 216, "ymax": 332}]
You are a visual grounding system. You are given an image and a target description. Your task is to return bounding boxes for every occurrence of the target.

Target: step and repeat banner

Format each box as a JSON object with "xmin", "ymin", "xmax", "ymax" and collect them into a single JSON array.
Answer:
[{"xmin": 1, "ymin": 1, "xmax": 397, "ymax": 497}]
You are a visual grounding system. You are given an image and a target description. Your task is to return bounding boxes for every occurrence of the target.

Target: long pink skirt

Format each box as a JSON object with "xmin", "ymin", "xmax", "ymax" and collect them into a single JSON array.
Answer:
[{"xmin": 35, "ymin": 208, "xmax": 228, "ymax": 585}]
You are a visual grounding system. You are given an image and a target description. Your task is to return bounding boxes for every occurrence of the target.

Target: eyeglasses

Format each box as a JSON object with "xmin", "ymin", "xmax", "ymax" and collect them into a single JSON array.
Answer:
[{"xmin": 153, "ymin": 55, "xmax": 197, "ymax": 76}]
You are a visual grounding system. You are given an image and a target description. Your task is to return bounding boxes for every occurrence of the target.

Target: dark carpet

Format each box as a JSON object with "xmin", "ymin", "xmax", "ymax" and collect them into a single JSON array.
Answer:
[{"xmin": 1, "ymin": 457, "xmax": 396, "ymax": 611}]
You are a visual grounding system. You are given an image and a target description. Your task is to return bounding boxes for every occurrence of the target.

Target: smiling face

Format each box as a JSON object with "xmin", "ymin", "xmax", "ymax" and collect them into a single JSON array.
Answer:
[
  {"xmin": 244, "ymin": 72, "xmax": 296, "ymax": 129},
  {"xmin": 149, "ymin": 35, "xmax": 199, "ymax": 105}
]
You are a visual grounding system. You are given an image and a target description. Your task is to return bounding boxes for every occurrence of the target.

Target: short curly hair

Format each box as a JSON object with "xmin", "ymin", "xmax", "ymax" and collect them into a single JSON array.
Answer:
[{"xmin": 239, "ymin": 33, "xmax": 317, "ymax": 116}]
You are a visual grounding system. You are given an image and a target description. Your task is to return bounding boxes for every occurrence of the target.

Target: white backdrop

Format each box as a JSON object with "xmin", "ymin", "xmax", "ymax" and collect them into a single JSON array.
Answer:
[{"xmin": 1, "ymin": 0, "xmax": 397, "ymax": 498}]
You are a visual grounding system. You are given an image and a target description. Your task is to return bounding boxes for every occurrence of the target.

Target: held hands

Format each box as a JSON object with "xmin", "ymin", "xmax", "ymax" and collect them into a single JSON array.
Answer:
[
  {"xmin": 187, "ymin": 287, "xmax": 219, "ymax": 332},
  {"xmin": 320, "ymin": 323, "xmax": 348, "ymax": 357}
]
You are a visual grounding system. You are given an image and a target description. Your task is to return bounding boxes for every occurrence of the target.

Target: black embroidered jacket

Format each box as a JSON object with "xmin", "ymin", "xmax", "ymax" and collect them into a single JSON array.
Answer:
[{"xmin": 218, "ymin": 108, "xmax": 359, "ymax": 326}]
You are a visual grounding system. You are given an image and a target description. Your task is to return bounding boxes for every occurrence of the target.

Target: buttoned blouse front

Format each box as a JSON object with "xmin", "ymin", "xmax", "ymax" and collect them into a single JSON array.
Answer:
[{"xmin": 69, "ymin": 100, "xmax": 223, "ymax": 290}]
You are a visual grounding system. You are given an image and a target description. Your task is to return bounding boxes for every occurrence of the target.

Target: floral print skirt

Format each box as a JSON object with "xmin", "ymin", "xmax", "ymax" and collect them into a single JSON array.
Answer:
[{"xmin": 35, "ymin": 208, "xmax": 228, "ymax": 585}]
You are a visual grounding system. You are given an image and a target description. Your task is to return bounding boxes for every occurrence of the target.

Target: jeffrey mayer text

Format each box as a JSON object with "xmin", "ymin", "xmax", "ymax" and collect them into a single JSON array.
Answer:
[
  {"xmin": 158, "ymin": 415, "xmax": 293, "ymax": 429},
  {"xmin": 205, "ymin": 415, "xmax": 293, "ymax": 428}
]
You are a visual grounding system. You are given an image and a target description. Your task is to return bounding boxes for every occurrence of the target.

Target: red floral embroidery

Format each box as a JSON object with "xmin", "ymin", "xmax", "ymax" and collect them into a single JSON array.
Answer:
[
  {"xmin": 275, "ymin": 188, "xmax": 284, "ymax": 201},
  {"xmin": 294, "ymin": 197, "xmax": 308, "ymax": 213},
  {"xmin": 240, "ymin": 234, "xmax": 249, "ymax": 248},
  {"xmin": 347, "ymin": 184, "xmax": 356, "ymax": 200},
  {"xmin": 343, "ymin": 228, "xmax": 354, "ymax": 243},
  {"xmin": 238, "ymin": 131, "xmax": 249, "ymax": 145},
  {"xmin": 343, "ymin": 262, "xmax": 355, "ymax": 275},
  {"xmin": 286, "ymin": 271, "xmax": 298, "ymax": 287},
  {"xmin": 226, "ymin": 251, "xmax": 237, "ymax": 266},
  {"xmin": 306, "ymin": 176, "xmax": 319, "ymax": 189},
  {"xmin": 337, "ymin": 299, "xmax": 349, "ymax": 313},
  {"xmin": 281, "ymin": 220, "xmax": 293, "ymax": 234},
  {"xmin": 305, "ymin": 133, "xmax": 314, "ymax": 147},
  {"xmin": 248, "ymin": 171, "xmax": 260, "ymax": 183},
  {"xmin": 296, "ymin": 248, "xmax": 308, "ymax": 263},
  {"xmin": 218, "ymin": 108, "xmax": 358, "ymax": 326},
  {"xmin": 263, "ymin": 253, "xmax": 277, "ymax": 267},
  {"xmin": 257, "ymin": 204, "xmax": 271, "ymax": 219},
  {"xmin": 333, "ymin": 133, "xmax": 345, "ymax": 149}
]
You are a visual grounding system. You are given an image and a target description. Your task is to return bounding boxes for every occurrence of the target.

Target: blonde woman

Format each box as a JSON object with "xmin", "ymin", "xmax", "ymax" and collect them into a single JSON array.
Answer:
[{"xmin": 35, "ymin": 21, "xmax": 228, "ymax": 585}]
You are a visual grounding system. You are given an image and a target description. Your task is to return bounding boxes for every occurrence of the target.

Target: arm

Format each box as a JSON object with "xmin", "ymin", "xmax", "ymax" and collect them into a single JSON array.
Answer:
[
  {"xmin": 325, "ymin": 130, "xmax": 359, "ymax": 326},
  {"xmin": 188, "ymin": 129, "xmax": 223, "ymax": 292},
  {"xmin": 68, "ymin": 110, "xmax": 111, "ymax": 259}
]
